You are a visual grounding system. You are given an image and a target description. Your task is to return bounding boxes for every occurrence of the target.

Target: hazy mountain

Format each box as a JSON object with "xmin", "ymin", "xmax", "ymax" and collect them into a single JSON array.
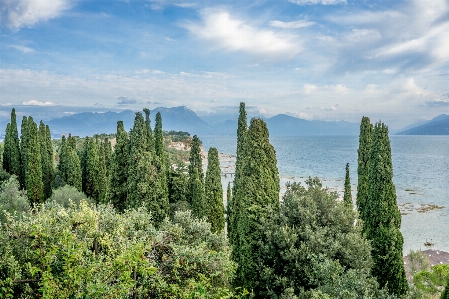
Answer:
[
  {"xmin": 396, "ymin": 114, "xmax": 449, "ymax": 135},
  {"xmin": 1, "ymin": 106, "xmax": 362, "ymax": 138}
]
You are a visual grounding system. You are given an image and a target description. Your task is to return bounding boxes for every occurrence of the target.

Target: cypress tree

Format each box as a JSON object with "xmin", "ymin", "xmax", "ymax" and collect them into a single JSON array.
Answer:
[
  {"xmin": 20, "ymin": 116, "xmax": 29, "ymax": 188},
  {"xmin": 167, "ymin": 162, "xmax": 189, "ymax": 204},
  {"xmin": 83, "ymin": 137, "xmax": 100, "ymax": 202},
  {"xmin": 25, "ymin": 117, "xmax": 44, "ymax": 203},
  {"xmin": 365, "ymin": 122, "xmax": 408, "ymax": 296},
  {"xmin": 109, "ymin": 121, "xmax": 129, "ymax": 212},
  {"xmin": 135, "ymin": 151, "xmax": 169, "ymax": 227},
  {"xmin": 58, "ymin": 135, "xmax": 68, "ymax": 182},
  {"xmin": 45, "ymin": 125, "xmax": 54, "ymax": 191},
  {"xmin": 230, "ymin": 103, "xmax": 247, "ymax": 243},
  {"xmin": 143, "ymin": 108, "xmax": 154, "ymax": 152},
  {"xmin": 3, "ymin": 109, "xmax": 21, "ymax": 177},
  {"xmin": 232, "ymin": 118, "xmax": 280, "ymax": 293},
  {"xmin": 127, "ymin": 113, "xmax": 147, "ymax": 208},
  {"xmin": 226, "ymin": 181, "xmax": 232, "ymax": 235},
  {"xmin": 67, "ymin": 133, "xmax": 76, "ymax": 150},
  {"xmin": 343, "ymin": 162, "xmax": 352, "ymax": 207},
  {"xmin": 188, "ymin": 135, "xmax": 205, "ymax": 219},
  {"xmin": 97, "ymin": 139, "xmax": 108, "ymax": 203},
  {"xmin": 66, "ymin": 148, "xmax": 82, "ymax": 192},
  {"xmin": 153, "ymin": 112, "xmax": 169, "ymax": 199},
  {"xmin": 103, "ymin": 138, "xmax": 112, "ymax": 177},
  {"xmin": 357, "ymin": 116, "xmax": 372, "ymax": 225},
  {"xmin": 2, "ymin": 123, "xmax": 10, "ymax": 172},
  {"xmin": 39, "ymin": 121, "xmax": 52, "ymax": 199},
  {"xmin": 205, "ymin": 147, "xmax": 224, "ymax": 232}
]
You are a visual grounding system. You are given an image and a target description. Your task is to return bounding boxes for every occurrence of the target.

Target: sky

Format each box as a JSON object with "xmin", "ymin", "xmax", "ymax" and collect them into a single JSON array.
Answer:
[{"xmin": 1, "ymin": 0, "xmax": 449, "ymax": 129}]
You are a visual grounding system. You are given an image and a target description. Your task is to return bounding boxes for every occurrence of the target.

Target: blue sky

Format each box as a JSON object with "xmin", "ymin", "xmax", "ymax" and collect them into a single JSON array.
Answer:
[{"xmin": 1, "ymin": 0, "xmax": 448, "ymax": 129}]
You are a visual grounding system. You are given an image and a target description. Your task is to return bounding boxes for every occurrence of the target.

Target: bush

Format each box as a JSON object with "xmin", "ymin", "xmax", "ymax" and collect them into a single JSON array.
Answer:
[
  {"xmin": 0, "ymin": 176, "xmax": 30, "ymax": 223},
  {"xmin": 48, "ymin": 185, "xmax": 92, "ymax": 208}
]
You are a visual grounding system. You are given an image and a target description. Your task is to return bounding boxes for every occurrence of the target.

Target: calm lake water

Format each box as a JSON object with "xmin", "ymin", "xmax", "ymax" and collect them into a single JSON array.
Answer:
[{"xmin": 200, "ymin": 135, "xmax": 449, "ymax": 255}]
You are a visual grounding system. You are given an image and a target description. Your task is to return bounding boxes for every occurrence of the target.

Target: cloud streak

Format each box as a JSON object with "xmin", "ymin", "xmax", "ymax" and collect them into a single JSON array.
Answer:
[{"xmin": 184, "ymin": 10, "xmax": 301, "ymax": 59}]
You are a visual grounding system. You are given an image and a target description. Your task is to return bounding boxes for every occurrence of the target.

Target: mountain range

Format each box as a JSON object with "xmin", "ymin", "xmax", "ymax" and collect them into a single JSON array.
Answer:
[
  {"xmin": 1, "ymin": 107, "xmax": 447, "ymax": 138},
  {"xmin": 396, "ymin": 114, "xmax": 449, "ymax": 135}
]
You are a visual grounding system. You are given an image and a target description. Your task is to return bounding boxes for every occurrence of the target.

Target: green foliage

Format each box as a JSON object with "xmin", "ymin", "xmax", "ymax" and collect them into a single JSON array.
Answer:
[
  {"xmin": 258, "ymin": 178, "xmax": 391, "ymax": 298},
  {"xmin": 82, "ymin": 137, "xmax": 101, "ymax": 202},
  {"xmin": 226, "ymin": 181, "xmax": 232, "ymax": 237},
  {"xmin": 188, "ymin": 135, "xmax": 206, "ymax": 219},
  {"xmin": 166, "ymin": 130, "xmax": 190, "ymax": 143},
  {"xmin": 357, "ymin": 116, "xmax": 372, "ymax": 227},
  {"xmin": 2, "ymin": 109, "xmax": 21, "ymax": 178},
  {"xmin": 442, "ymin": 277, "xmax": 449, "ymax": 299},
  {"xmin": 343, "ymin": 162, "xmax": 352, "ymax": 207},
  {"xmin": 168, "ymin": 163, "xmax": 189, "ymax": 204},
  {"xmin": 365, "ymin": 122, "xmax": 408, "ymax": 296},
  {"xmin": 58, "ymin": 135, "xmax": 68, "ymax": 182},
  {"xmin": 19, "ymin": 116, "xmax": 29, "ymax": 188},
  {"xmin": 205, "ymin": 147, "xmax": 224, "ymax": 233},
  {"xmin": 65, "ymin": 148, "xmax": 82, "ymax": 192},
  {"xmin": 0, "ymin": 201, "xmax": 235, "ymax": 298},
  {"xmin": 143, "ymin": 108, "xmax": 154, "ymax": 153},
  {"xmin": 414, "ymin": 265, "xmax": 449, "ymax": 295},
  {"xmin": 232, "ymin": 118, "xmax": 280, "ymax": 293},
  {"xmin": 0, "ymin": 168, "xmax": 11, "ymax": 185},
  {"xmin": 154, "ymin": 112, "xmax": 165, "ymax": 161},
  {"xmin": 97, "ymin": 139, "xmax": 108, "ymax": 204},
  {"xmin": 49, "ymin": 185, "xmax": 92, "ymax": 208},
  {"xmin": 24, "ymin": 117, "xmax": 44, "ymax": 204},
  {"xmin": 108, "ymin": 121, "xmax": 129, "ymax": 212},
  {"xmin": 127, "ymin": 113, "xmax": 147, "ymax": 209},
  {"xmin": 103, "ymin": 137, "xmax": 112, "ymax": 177},
  {"xmin": 230, "ymin": 102, "xmax": 247, "ymax": 247},
  {"xmin": 39, "ymin": 121, "xmax": 53, "ymax": 200},
  {"xmin": 0, "ymin": 176, "xmax": 29, "ymax": 224},
  {"xmin": 408, "ymin": 250, "xmax": 431, "ymax": 276}
]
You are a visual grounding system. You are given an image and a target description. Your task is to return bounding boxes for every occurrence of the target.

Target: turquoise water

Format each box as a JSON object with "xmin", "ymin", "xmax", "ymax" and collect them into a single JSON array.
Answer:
[{"xmin": 200, "ymin": 135, "xmax": 449, "ymax": 254}]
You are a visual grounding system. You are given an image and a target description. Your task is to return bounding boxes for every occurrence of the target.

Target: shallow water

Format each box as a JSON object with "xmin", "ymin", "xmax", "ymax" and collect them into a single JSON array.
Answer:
[{"xmin": 200, "ymin": 135, "xmax": 449, "ymax": 254}]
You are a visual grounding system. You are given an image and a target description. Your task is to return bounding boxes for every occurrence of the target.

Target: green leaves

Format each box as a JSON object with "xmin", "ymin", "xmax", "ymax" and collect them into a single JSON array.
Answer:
[{"xmin": 205, "ymin": 147, "xmax": 224, "ymax": 233}]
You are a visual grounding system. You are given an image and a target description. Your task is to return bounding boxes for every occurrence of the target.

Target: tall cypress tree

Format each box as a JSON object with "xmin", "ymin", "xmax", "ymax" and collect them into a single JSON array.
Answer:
[
  {"xmin": 365, "ymin": 122, "xmax": 408, "ymax": 296},
  {"xmin": 97, "ymin": 139, "xmax": 108, "ymax": 203},
  {"xmin": 233, "ymin": 118, "xmax": 280, "ymax": 293},
  {"xmin": 230, "ymin": 103, "xmax": 247, "ymax": 246},
  {"xmin": 343, "ymin": 162, "xmax": 352, "ymax": 207},
  {"xmin": 25, "ymin": 117, "xmax": 44, "ymax": 203},
  {"xmin": 127, "ymin": 113, "xmax": 147, "ymax": 208},
  {"xmin": 67, "ymin": 133, "xmax": 76, "ymax": 150},
  {"xmin": 66, "ymin": 148, "xmax": 82, "ymax": 192},
  {"xmin": 3, "ymin": 109, "xmax": 21, "ymax": 177},
  {"xmin": 153, "ymin": 112, "xmax": 169, "ymax": 199},
  {"xmin": 103, "ymin": 138, "xmax": 112, "ymax": 177},
  {"xmin": 226, "ymin": 181, "xmax": 232, "ymax": 235},
  {"xmin": 357, "ymin": 116, "xmax": 372, "ymax": 226},
  {"xmin": 205, "ymin": 147, "xmax": 224, "ymax": 232},
  {"xmin": 58, "ymin": 135, "xmax": 68, "ymax": 182},
  {"xmin": 20, "ymin": 116, "xmax": 29, "ymax": 188},
  {"xmin": 143, "ymin": 108, "xmax": 154, "ymax": 153},
  {"xmin": 83, "ymin": 137, "xmax": 100, "ymax": 202},
  {"xmin": 109, "ymin": 121, "xmax": 129, "ymax": 212},
  {"xmin": 45, "ymin": 125, "xmax": 54, "ymax": 192},
  {"xmin": 188, "ymin": 135, "xmax": 206, "ymax": 219},
  {"xmin": 39, "ymin": 121, "xmax": 52, "ymax": 199}
]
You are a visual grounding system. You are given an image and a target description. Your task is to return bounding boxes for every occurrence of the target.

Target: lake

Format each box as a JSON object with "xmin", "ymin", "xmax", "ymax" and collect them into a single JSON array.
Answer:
[{"xmin": 200, "ymin": 135, "xmax": 449, "ymax": 255}]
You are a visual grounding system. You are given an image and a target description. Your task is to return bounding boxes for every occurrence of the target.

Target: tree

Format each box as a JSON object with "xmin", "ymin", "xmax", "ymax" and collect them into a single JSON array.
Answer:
[
  {"xmin": 103, "ymin": 138, "xmax": 112, "ymax": 177},
  {"xmin": 229, "ymin": 102, "xmax": 247, "ymax": 246},
  {"xmin": 188, "ymin": 135, "xmax": 205, "ymax": 219},
  {"xmin": 357, "ymin": 116, "xmax": 372, "ymax": 225},
  {"xmin": 19, "ymin": 116, "xmax": 29, "ymax": 188},
  {"xmin": 45, "ymin": 125, "xmax": 54, "ymax": 193},
  {"xmin": 153, "ymin": 111, "xmax": 169, "ymax": 203},
  {"xmin": 58, "ymin": 135, "xmax": 68, "ymax": 182},
  {"xmin": 65, "ymin": 148, "xmax": 82, "ymax": 192},
  {"xmin": 2, "ymin": 109, "xmax": 21, "ymax": 177},
  {"xmin": 97, "ymin": 139, "xmax": 108, "ymax": 204},
  {"xmin": 82, "ymin": 137, "xmax": 100, "ymax": 202},
  {"xmin": 127, "ymin": 113, "xmax": 147, "ymax": 209},
  {"xmin": 226, "ymin": 181, "xmax": 232, "ymax": 236},
  {"xmin": 259, "ymin": 178, "xmax": 389, "ymax": 298},
  {"xmin": 232, "ymin": 118, "xmax": 280, "ymax": 293},
  {"xmin": 205, "ymin": 147, "xmax": 224, "ymax": 233},
  {"xmin": 365, "ymin": 122, "xmax": 408, "ymax": 296},
  {"xmin": 442, "ymin": 277, "xmax": 449, "ymax": 299},
  {"xmin": 109, "ymin": 121, "xmax": 129, "ymax": 212},
  {"xmin": 343, "ymin": 163, "xmax": 352, "ymax": 208},
  {"xmin": 143, "ymin": 108, "xmax": 154, "ymax": 153},
  {"xmin": 24, "ymin": 117, "xmax": 44, "ymax": 203},
  {"xmin": 39, "ymin": 121, "xmax": 53, "ymax": 199}
]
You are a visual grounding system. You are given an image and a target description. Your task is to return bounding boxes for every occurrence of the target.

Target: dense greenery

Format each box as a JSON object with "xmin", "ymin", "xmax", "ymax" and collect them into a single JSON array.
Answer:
[
  {"xmin": 205, "ymin": 147, "xmax": 224, "ymax": 233},
  {"xmin": 1, "ymin": 105, "xmax": 442, "ymax": 298},
  {"xmin": 365, "ymin": 122, "xmax": 408, "ymax": 296}
]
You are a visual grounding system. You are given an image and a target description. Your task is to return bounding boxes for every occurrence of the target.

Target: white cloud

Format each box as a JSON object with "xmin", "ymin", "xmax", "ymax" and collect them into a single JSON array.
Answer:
[
  {"xmin": 289, "ymin": 0, "xmax": 347, "ymax": 5},
  {"xmin": 22, "ymin": 100, "xmax": 56, "ymax": 106},
  {"xmin": 8, "ymin": 45, "xmax": 34, "ymax": 53},
  {"xmin": 1, "ymin": 0, "xmax": 72, "ymax": 30},
  {"xmin": 269, "ymin": 20, "xmax": 315, "ymax": 29},
  {"xmin": 184, "ymin": 10, "xmax": 301, "ymax": 59}
]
